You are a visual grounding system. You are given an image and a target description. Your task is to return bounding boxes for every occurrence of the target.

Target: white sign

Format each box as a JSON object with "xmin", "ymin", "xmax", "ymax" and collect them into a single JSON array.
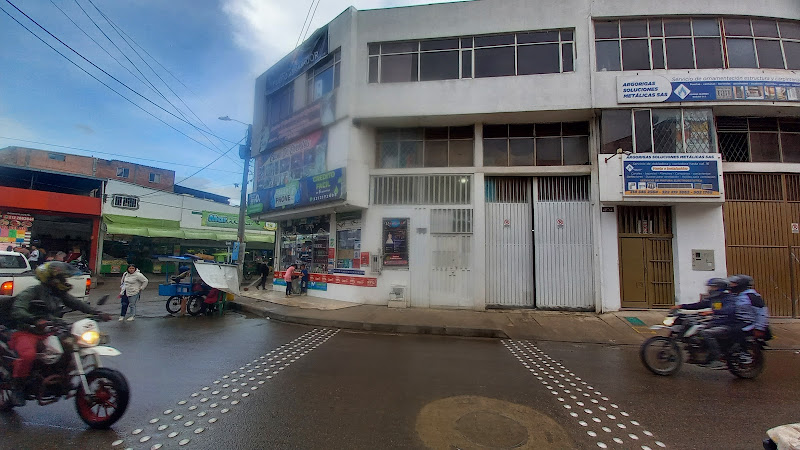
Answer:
[
  {"xmin": 793, "ymin": 223, "xmax": 799, "ymax": 234},
  {"xmin": 618, "ymin": 73, "xmax": 800, "ymax": 104},
  {"xmin": 503, "ymin": 219, "xmax": 510, "ymax": 227},
  {"xmin": 556, "ymin": 218, "xmax": 565, "ymax": 229},
  {"xmin": 617, "ymin": 76, "xmax": 672, "ymax": 103},
  {"xmin": 274, "ymin": 185, "xmax": 297, "ymax": 208}
]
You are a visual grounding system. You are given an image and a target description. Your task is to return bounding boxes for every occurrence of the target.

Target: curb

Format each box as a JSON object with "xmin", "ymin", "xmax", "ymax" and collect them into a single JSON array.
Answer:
[{"xmin": 228, "ymin": 301, "xmax": 508, "ymax": 339}]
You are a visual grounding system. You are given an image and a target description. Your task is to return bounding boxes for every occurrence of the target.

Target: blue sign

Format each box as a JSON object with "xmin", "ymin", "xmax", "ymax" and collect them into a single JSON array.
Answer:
[
  {"xmin": 263, "ymin": 26, "xmax": 328, "ymax": 96},
  {"xmin": 618, "ymin": 75, "xmax": 800, "ymax": 104},
  {"xmin": 622, "ymin": 154, "xmax": 721, "ymax": 197},
  {"xmin": 247, "ymin": 168, "xmax": 345, "ymax": 214}
]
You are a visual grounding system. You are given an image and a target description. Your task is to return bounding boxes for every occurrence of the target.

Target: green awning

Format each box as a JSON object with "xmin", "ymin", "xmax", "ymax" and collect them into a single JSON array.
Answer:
[
  {"xmin": 147, "ymin": 228, "xmax": 186, "ymax": 238},
  {"xmin": 214, "ymin": 231, "xmax": 239, "ymax": 242},
  {"xmin": 245, "ymin": 232, "xmax": 275, "ymax": 244},
  {"xmin": 104, "ymin": 214, "xmax": 180, "ymax": 229},
  {"xmin": 182, "ymin": 230, "xmax": 219, "ymax": 240},
  {"xmin": 105, "ymin": 224, "xmax": 150, "ymax": 236},
  {"xmin": 103, "ymin": 214, "xmax": 274, "ymax": 243}
]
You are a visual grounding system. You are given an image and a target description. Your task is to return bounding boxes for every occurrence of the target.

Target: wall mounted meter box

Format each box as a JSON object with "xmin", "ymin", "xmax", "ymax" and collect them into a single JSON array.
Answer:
[{"xmin": 692, "ymin": 249, "xmax": 715, "ymax": 271}]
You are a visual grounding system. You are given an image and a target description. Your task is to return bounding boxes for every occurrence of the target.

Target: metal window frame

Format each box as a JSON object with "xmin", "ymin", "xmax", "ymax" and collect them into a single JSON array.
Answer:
[{"xmin": 112, "ymin": 194, "xmax": 139, "ymax": 210}]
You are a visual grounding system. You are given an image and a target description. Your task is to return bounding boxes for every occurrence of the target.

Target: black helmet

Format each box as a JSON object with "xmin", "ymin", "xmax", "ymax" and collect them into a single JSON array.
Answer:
[
  {"xmin": 706, "ymin": 278, "xmax": 729, "ymax": 292},
  {"xmin": 728, "ymin": 274, "xmax": 753, "ymax": 293},
  {"xmin": 34, "ymin": 261, "xmax": 77, "ymax": 292}
]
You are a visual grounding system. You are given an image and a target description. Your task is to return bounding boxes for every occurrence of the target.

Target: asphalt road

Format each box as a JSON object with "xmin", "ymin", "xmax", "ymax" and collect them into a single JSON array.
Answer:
[{"xmin": 1, "ymin": 287, "xmax": 798, "ymax": 450}]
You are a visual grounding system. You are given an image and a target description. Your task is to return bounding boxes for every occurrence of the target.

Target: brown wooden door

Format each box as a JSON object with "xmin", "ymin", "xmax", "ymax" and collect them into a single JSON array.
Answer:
[{"xmin": 618, "ymin": 207, "xmax": 675, "ymax": 308}]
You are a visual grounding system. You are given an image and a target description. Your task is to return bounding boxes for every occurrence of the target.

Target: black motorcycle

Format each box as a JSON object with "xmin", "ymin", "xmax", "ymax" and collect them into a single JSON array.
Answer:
[{"xmin": 640, "ymin": 309, "xmax": 765, "ymax": 379}]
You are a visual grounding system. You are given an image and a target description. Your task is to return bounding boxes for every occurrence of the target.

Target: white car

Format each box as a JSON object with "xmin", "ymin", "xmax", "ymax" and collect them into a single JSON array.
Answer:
[{"xmin": 0, "ymin": 251, "xmax": 91, "ymax": 300}]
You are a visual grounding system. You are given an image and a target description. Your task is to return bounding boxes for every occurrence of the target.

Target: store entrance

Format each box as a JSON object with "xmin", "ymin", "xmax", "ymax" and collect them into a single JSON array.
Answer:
[
  {"xmin": 279, "ymin": 216, "xmax": 330, "ymax": 274},
  {"xmin": 30, "ymin": 214, "xmax": 93, "ymax": 263}
]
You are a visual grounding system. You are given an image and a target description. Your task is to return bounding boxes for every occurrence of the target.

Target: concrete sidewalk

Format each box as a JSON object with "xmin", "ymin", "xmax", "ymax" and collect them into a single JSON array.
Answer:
[{"xmin": 230, "ymin": 290, "xmax": 800, "ymax": 350}]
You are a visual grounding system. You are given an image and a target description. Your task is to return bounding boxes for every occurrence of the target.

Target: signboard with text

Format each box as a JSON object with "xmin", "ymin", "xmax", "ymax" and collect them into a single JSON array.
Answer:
[
  {"xmin": 622, "ymin": 154, "xmax": 721, "ymax": 197},
  {"xmin": 257, "ymin": 93, "xmax": 335, "ymax": 155},
  {"xmin": 201, "ymin": 211, "xmax": 274, "ymax": 231},
  {"xmin": 247, "ymin": 168, "xmax": 345, "ymax": 214},
  {"xmin": 382, "ymin": 218, "xmax": 409, "ymax": 267},
  {"xmin": 256, "ymin": 130, "xmax": 327, "ymax": 190},
  {"xmin": 263, "ymin": 26, "xmax": 328, "ymax": 96},
  {"xmin": 618, "ymin": 74, "xmax": 800, "ymax": 104}
]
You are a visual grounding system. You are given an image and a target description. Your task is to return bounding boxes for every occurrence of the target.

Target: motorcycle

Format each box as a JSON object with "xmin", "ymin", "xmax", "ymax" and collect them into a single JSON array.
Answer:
[
  {"xmin": 763, "ymin": 423, "xmax": 800, "ymax": 449},
  {"xmin": 639, "ymin": 308, "xmax": 765, "ymax": 379},
  {"xmin": 0, "ymin": 295, "xmax": 130, "ymax": 429}
]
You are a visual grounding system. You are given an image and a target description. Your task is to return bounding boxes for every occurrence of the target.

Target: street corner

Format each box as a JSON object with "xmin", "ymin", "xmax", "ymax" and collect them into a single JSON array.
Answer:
[{"xmin": 414, "ymin": 395, "xmax": 574, "ymax": 450}]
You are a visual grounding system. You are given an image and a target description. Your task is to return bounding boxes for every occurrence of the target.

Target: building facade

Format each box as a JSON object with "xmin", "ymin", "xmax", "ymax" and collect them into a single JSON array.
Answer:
[{"xmin": 247, "ymin": 0, "xmax": 800, "ymax": 317}]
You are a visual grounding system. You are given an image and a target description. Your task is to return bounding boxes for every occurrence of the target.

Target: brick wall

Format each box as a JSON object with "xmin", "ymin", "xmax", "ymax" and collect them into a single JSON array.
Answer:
[
  {"xmin": 0, "ymin": 147, "xmax": 94, "ymax": 176},
  {"xmin": 95, "ymin": 159, "xmax": 174, "ymax": 192}
]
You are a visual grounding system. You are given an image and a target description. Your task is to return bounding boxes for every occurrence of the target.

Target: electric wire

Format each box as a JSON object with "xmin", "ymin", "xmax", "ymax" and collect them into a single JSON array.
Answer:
[
  {"xmin": 295, "ymin": 0, "xmax": 316, "ymax": 49},
  {"xmin": 303, "ymin": 0, "xmax": 323, "ymax": 42}
]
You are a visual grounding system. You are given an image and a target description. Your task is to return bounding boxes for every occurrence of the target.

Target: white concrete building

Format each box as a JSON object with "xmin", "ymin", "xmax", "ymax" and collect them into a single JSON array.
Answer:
[{"xmin": 247, "ymin": 0, "xmax": 800, "ymax": 317}]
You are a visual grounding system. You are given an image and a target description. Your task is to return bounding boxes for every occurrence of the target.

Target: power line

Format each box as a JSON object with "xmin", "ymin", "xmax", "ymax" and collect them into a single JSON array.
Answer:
[
  {"xmin": 0, "ymin": 4, "xmax": 240, "ymax": 166},
  {"xmin": 0, "ymin": 136, "xmax": 242, "ymax": 174},
  {"xmin": 304, "ymin": 0, "xmax": 323, "ymax": 42},
  {"xmin": 295, "ymin": 0, "xmax": 316, "ymax": 49},
  {"xmin": 4, "ymin": 0, "xmax": 239, "ymax": 150}
]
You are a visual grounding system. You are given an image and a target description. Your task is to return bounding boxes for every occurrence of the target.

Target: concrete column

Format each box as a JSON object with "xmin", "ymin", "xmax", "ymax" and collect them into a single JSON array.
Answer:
[{"xmin": 472, "ymin": 171, "xmax": 486, "ymax": 311}]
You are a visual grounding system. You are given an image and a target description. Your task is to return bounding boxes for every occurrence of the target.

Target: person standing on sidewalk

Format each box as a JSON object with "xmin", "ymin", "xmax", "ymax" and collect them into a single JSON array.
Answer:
[
  {"xmin": 256, "ymin": 259, "xmax": 270, "ymax": 290},
  {"xmin": 300, "ymin": 264, "xmax": 310, "ymax": 295},
  {"xmin": 284, "ymin": 264, "xmax": 296, "ymax": 297},
  {"xmin": 27, "ymin": 245, "xmax": 40, "ymax": 269},
  {"xmin": 119, "ymin": 264, "xmax": 149, "ymax": 322}
]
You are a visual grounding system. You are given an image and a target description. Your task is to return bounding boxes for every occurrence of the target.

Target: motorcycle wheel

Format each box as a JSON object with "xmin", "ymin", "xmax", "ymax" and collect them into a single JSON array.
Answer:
[
  {"xmin": 640, "ymin": 336, "xmax": 682, "ymax": 376},
  {"xmin": 0, "ymin": 386, "xmax": 13, "ymax": 411},
  {"xmin": 166, "ymin": 296, "xmax": 183, "ymax": 314},
  {"xmin": 727, "ymin": 341, "xmax": 764, "ymax": 379},
  {"xmin": 243, "ymin": 272, "xmax": 253, "ymax": 281},
  {"xmin": 186, "ymin": 296, "xmax": 204, "ymax": 316},
  {"xmin": 75, "ymin": 368, "xmax": 130, "ymax": 429}
]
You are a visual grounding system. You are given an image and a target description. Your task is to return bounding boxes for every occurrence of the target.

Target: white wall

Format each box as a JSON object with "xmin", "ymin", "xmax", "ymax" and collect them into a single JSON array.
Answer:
[{"xmin": 672, "ymin": 204, "xmax": 728, "ymax": 304}]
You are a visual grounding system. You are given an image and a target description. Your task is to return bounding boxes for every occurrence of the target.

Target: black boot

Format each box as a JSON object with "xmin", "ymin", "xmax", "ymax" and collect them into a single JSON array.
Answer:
[{"xmin": 9, "ymin": 377, "xmax": 26, "ymax": 407}]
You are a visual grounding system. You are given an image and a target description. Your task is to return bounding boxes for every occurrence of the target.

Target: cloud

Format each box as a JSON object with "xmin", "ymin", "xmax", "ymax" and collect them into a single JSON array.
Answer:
[
  {"xmin": 75, "ymin": 124, "xmax": 95, "ymax": 135},
  {"xmin": 221, "ymin": 0, "xmax": 470, "ymax": 71},
  {"xmin": 0, "ymin": 115, "xmax": 39, "ymax": 143}
]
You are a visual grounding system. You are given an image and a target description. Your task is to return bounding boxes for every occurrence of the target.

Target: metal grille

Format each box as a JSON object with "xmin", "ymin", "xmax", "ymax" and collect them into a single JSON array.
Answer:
[
  {"xmin": 724, "ymin": 173, "xmax": 783, "ymax": 201},
  {"xmin": 371, "ymin": 175, "xmax": 471, "ymax": 205},
  {"xmin": 485, "ymin": 177, "xmax": 531, "ymax": 203},
  {"xmin": 647, "ymin": 238, "xmax": 676, "ymax": 307},
  {"xmin": 683, "ymin": 109, "xmax": 715, "ymax": 153},
  {"xmin": 786, "ymin": 174, "xmax": 800, "ymax": 202},
  {"xmin": 537, "ymin": 176, "xmax": 590, "ymax": 202},
  {"xmin": 431, "ymin": 209, "xmax": 473, "ymax": 233},
  {"xmin": 618, "ymin": 206, "xmax": 672, "ymax": 235}
]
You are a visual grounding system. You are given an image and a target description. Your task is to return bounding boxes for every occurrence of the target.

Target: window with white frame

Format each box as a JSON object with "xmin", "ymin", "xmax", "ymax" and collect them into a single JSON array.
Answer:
[
  {"xmin": 111, "ymin": 194, "xmax": 139, "ymax": 209},
  {"xmin": 306, "ymin": 50, "xmax": 341, "ymax": 104},
  {"xmin": 116, "ymin": 167, "xmax": 130, "ymax": 178},
  {"xmin": 377, "ymin": 126, "xmax": 474, "ymax": 168},
  {"xmin": 483, "ymin": 122, "xmax": 590, "ymax": 166},
  {"xmin": 149, "ymin": 173, "xmax": 161, "ymax": 183},
  {"xmin": 717, "ymin": 117, "xmax": 800, "ymax": 163},
  {"xmin": 368, "ymin": 29, "xmax": 574, "ymax": 83},
  {"xmin": 600, "ymin": 108, "xmax": 716, "ymax": 154},
  {"xmin": 595, "ymin": 17, "xmax": 800, "ymax": 72},
  {"xmin": 371, "ymin": 174, "xmax": 472, "ymax": 205}
]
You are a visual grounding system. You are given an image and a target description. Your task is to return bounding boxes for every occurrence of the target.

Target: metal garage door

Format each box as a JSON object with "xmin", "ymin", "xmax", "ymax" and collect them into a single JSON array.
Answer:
[{"xmin": 534, "ymin": 177, "xmax": 594, "ymax": 310}]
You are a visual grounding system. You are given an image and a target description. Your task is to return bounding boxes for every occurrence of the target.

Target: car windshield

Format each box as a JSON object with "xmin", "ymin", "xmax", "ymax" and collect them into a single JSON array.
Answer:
[{"xmin": 0, "ymin": 254, "xmax": 28, "ymax": 270}]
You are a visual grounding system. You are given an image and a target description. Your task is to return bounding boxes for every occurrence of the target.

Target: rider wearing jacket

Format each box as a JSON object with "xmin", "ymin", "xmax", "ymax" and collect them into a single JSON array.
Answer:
[
  {"xmin": 8, "ymin": 262, "xmax": 110, "ymax": 406},
  {"xmin": 729, "ymin": 274, "xmax": 770, "ymax": 339}
]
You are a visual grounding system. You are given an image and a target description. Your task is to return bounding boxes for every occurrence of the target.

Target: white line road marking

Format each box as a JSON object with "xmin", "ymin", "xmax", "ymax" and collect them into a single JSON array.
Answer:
[
  {"xmin": 503, "ymin": 340, "xmax": 667, "ymax": 450},
  {"xmin": 112, "ymin": 328, "xmax": 339, "ymax": 449}
]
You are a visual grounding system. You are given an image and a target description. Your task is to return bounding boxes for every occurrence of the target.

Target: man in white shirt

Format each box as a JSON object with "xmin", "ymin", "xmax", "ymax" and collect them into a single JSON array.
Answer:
[{"xmin": 27, "ymin": 245, "xmax": 40, "ymax": 268}]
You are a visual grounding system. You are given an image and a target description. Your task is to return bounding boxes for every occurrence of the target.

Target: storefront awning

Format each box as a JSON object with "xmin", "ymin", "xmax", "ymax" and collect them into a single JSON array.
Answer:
[{"xmin": 103, "ymin": 214, "xmax": 274, "ymax": 243}]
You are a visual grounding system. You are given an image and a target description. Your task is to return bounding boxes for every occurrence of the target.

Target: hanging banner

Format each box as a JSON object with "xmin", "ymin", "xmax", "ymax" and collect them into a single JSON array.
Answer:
[
  {"xmin": 382, "ymin": 218, "xmax": 409, "ymax": 267},
  {"xmin": 263, "ymin": 26, "xmax": 329, "ymax": 96},
  {"xmin": 201, "ymin": 211, "xmax": 274, "ymax": 231},
  {"xmin": 248, "ymin": 168, "xmax": 345, "ymax": 214},
  {"xmin": 622, "ymin": 154, "xmax": 722, "ymax": 197},
  {"xmin": 257, "ymin": 93, "xmax": 336, "ymax": 155},
  {"xmin": 618, "ymin": 74, "xmax": 800, "ymax": 104},
  {"xmin": 256, "ymin": 130, "xmax": 327, "ymax": 190}
]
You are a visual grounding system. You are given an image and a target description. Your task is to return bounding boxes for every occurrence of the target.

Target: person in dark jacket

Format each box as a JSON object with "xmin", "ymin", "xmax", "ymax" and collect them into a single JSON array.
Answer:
[
  {"xmin": 729, "ymin": 274, "xmax": 771, "ymax": 340},
  {"xmin": 256, "ymin": 259, "xmax": 270, "ymax": 290},
  {"xmin": 8, "ymin": 262, "xmax": 111, "ymax": 406}
]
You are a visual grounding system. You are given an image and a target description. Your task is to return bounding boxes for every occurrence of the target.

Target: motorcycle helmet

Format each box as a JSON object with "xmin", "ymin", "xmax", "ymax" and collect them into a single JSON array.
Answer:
[
  {"xmin": 706, "ymin": 277, "xmax": 729, "ymax": 295},
  {"xmin": 35, "ymin": 261, "xmax": 77, "ymax": 292},
  {"xmin": 728, "ymin": 274, "xmax": 753, "ymax": 294}
]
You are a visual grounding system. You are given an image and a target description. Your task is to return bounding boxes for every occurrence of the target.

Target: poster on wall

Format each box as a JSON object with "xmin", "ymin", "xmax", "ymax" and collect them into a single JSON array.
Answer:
[
  {"xmin": 617, "ymin": 74, "xmax": 800, "ymax": 104},
  {"xmin": 263, "ymin": 26, "xmax": 328, "ymax": 96},
  {"xmin": 248, "ymin": 168, "xmax": 345, "ymax": 214},
  {"xmin": 256, "ymin": 130, "xmax": 327, "ymax": 190},
  {"xmin": 0, "ymin": 212, "xmax": 34, "ymax": 245},
  {"xmin": 382, "ymin": 218, "xmax": 409, "ymax": 267},
  {"xmin": 622, "ymin": 154, "xmax": 722, "ymax": 197},
  {"xmin": 257, "ymin": 93, "xmax": 336, "ymax": 155}
]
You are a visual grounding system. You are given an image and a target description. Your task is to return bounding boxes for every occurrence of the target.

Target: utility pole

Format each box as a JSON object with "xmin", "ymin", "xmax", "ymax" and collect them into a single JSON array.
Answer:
[{"xmin": 219, "ymin": 116, "xmax": 252, "ymax": 284}]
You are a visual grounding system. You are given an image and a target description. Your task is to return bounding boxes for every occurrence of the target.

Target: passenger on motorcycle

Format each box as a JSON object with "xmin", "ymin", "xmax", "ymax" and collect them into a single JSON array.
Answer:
[
  {"xmin": 729, "ymin": 274, "xmax": 771, "ymax": 340},
  {"xmin": 672, "ymin": 278, "xmax": 742, "ymax": 369},
  {"xmin": 7, "ymin": 261, "xmax": 111, "ymax": 406}
]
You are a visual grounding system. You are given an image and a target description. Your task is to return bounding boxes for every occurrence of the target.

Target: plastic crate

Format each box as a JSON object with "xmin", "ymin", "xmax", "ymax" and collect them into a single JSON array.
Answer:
[{"xmin": 158, "ymin": 283, "xmax": 193, "ymax": 297}]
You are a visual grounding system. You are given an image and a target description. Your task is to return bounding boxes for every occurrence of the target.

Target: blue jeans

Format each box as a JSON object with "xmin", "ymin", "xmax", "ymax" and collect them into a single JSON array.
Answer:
[{"xmin": 121, "ymin": 293, "xmax": 141, "ymax": 317}]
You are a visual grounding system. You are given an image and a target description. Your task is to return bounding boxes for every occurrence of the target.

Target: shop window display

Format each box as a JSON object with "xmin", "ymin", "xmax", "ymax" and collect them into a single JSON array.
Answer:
[{"xmin": 280, "ymin": 217, "xmax": 330, "ymax": 274}]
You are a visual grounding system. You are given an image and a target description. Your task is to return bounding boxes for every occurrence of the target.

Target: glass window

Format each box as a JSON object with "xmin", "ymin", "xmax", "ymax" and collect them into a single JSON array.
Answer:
[
  {"xmin": 665, "ymin": 38, "xmax": 694, "ymax": 69},
  {"xmin": 601, "ymin": 110, "xmax": 633, "ymax": 154},
  {"xmin": 651, "ymin": 109, "xmax": 683, "ymax": 153},
  {"xmin": 368, "ymin": 57, "xmax": 379, "ymax": 83},
  {"xmin": 484, "ymin": 124, "xmax": 508, "ymax": 138},
  {"xmin": 377, "ymin": 127, "xmax": 475, "ymax": 168},
  {"xmin": 518, "ymin": 30, "xmax": 559, "ymax": 44},
  {"xmin": 536, "ymin": 123, "xmax": 562, "ymax": 137},
  {"xmin": 724, "ymin": 18, "xmax": 752, "ymax": 36},
  {"xmin": 726, "ymin": 38, "xmax": 757, "ymax": 68},
  {"xmin": 368, "ymin": 43, "xmax": 379, "ymax": 55},
  {"xmin": 664, "ymin": 19, "xmax": 691, "ymax": 37},
  {"xmin": 474, "ymin": 47, "xmax": 516, "ymax": 78},
  {"xmin": 781, "ymin": 134, "xmax": 800, "ymax": 163},
  {"xmin": 562, "ymin": 136, "xmax": 590, "ymax": 165},
  {"xmin": 749, "ymin": 133, "xmax": 781, "ymax": 162},
  {"xmin": 450, "ymin": 126, "xmax": 474, "ymax": 139},
  {"xmin": 509, "ymin": 138, "xmax": 534, "ymax": 166},
  {"xmin": 595, "ymin": 40, "xmax": 621, "ymax": 71},
  {"xmin": 475, "ymin": 34, "xmax": 515, "ymax": 47},
  {"xmin": 420, "ymin": 51, "xmax": 460, "ymax": 81},
  {"xmin": 634, "ymin": 110, "xmax": 653, "ymax": 153},
  {"xmin": 420, "ymin": 39, "xmax": 459, "ymax": 51},
  {"xmin": 621, "ymin": 20, "xmax": 648, "ymax": 38},
  {"xmin": 755, "ymin": 40, "xmax": 785, "ymax": 69},
  {"xmin": 718, "ymin": 132, "xmax": 750, "ymax": 162},
  {"xmin": 483, "ymin": 139, "xmax": 509, "ymax": 166},
  {"xmin": 692, "ymin": 18, "xmax": 720, "ymax": 36},
  {"xmin": 694, "ymin": 37, "xmax": 723, "ymax": 69},
  {"xmin": 785, "ymin": 42, "xmax": 800, "ymax": 70},
  {"xmin": 749, "ymin": 117, "xmax": 778, "ymax": 131},
  {"xmin": 621, "ymin": 39, "xmax": 650, "ymax": 70},
  {"xmin": 780, "ymin": 21, "xmax": 800, "ymax": 40},
  {"xmin": 562, "ymin": 122, "xmax": 589, "ymax": 136},
  {"xmin": 682, "ymin": 109, "xmax": 715, "ymax": 153},
  {"xmin": 379, "ymin": 142, "xmax": 399, "ymax": 168},
  {"xmin": 449, "ymin": 140, "xmax": 474, "ymax": 166},
  {"xmin": 535, "ymin": 138, "xmax": 562, "ymax": 165},
  {"xmin": 381, "ymin": 54, "xmax": 418, "ymax": 83},
  {"xmin": 518, "ymin": 44, "xmax": 560, "ymax": 74},
  {"xmin": 561, "ymin": 30, "xmax": 574, "ymax": 41},
  {"xmin": 649, "ymin": 19, "xmax": 663, "ymax": 37},
  {"xmin": 336, "ymin": 229, "xmax": 361, "ymax": 269},
  {"xmin": 399, "ymin": 141, "xmax": 423, "ymax": 168},
  {"xmin": 562, "ymin": 43, "xmax": 574, "ymax": 72},
  {"xmin": 751, "ymin": 19, "xmax": 779, "ymax": 38},
  {"xmin": 594, "ymin": 21, "xmax": 619, "ymax": 39},
  {"xmin": 424, "ymin": 141, "xmax": 449, "ymax": 167},
  {"xmin": 461, "ymin": 50, "xmax": 472, "ymax": 78},
  {"xmin": 382, "ymin": 41, "xmax": 417, "ymax": 53},
  {"xmin": 651, "ymin": 39, "xmax": 665, "ymax": 69}
]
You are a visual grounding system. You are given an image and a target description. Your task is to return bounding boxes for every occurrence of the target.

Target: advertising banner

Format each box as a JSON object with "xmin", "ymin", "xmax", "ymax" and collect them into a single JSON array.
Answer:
[
  {"xmin": 0, "ymin": 212, "xmax": 34, "ymax": 245},
  {"xmin": 201, "ymin": 211, "xmax": 274, "ymax": 231},
  {"xmin": 248, "ymin": 168, "xmax": 345, "ymax": 214},
  {"xmin": 263, "ymin": 26, "xmax": 328, "ymax": 96},
  {"xmin": 617, "ymin": 74, "xmax": 800, "ymax": 104},
  {"xmin": 257, "ymin": 93, "xmax": 335, "ymax": 155},
  {"xmin": 255, "ymin": 130, "xmax": 327, "ymax": 190},
  {"xmin": 622, "ymin": 154, "xmax": 722, "ymax": 197},
  {"xmin": 382, "ymin": 218, "xmax": 409, "ymax": 267}
]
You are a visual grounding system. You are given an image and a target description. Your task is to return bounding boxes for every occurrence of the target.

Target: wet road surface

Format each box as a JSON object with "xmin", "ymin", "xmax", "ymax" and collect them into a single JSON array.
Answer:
[{"xmin": 1, "ymin": 291, "xmax": 798, "ymax": 449}]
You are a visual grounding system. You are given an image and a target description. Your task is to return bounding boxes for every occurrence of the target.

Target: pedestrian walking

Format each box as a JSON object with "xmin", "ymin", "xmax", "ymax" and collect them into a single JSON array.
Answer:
[
  {"xmin": 119, "ymin": 264, "xmax": 149, "ymax": 322},
  {"xmin": 284, "ymin": 264, "xmax": 296, "ymax": 297},
  {"xmin": 256, "ymin": 259, "xmax": 271, "ymax": 290}
]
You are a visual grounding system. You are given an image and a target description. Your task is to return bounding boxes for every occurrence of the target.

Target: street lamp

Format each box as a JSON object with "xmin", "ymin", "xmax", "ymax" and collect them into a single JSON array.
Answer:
[{"xmin": 219, "ymin": 116, "xmax": 252, "ymax": 280}]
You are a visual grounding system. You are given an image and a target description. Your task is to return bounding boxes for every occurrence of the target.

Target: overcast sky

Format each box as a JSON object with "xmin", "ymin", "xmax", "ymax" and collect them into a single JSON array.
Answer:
[{"xmin": 0, "ymin": 0, "xmax": 467, "ymax": 204}]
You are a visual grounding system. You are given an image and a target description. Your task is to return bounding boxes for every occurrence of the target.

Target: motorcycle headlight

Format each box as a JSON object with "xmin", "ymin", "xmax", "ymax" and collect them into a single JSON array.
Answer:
[
  {"xmin": 80, "ymin": 330, "xmax": 100, "ymax": 347},
  {"xmin": 663, "ymin": 317, "xmax": 676, "ymax": 327}
]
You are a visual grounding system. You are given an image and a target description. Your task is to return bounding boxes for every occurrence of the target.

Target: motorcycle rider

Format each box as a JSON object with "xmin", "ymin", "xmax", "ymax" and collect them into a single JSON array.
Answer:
[
  {"xmin": 672, "ymin": 278, "xmax": 741, "ymax": 369},
  {"xmin": 7, "ymin": 261, "xmax": 111, "ymax": 406},
  {"xmin": 729, "ymin": 274, "xmax": 771, "ymax": 340}
]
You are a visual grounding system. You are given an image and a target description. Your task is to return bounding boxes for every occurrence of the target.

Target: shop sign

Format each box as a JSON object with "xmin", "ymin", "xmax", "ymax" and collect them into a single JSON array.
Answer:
[
  {"xmin": 263, "ymin": 26, "xmax": 328, "ymax": 96},
  {"xmin": 622, "ymin": 154, "xmax": 721, "ymax": 197},
  {"xmin": 247, "ymin": 168, "xmax": 346, "ymax": 214},
  {"xmin": 201, "ymin": 211, "xmax": 272, "ymax": 231},
  {"xmin": 256, "ymin": 130, "xmax": 327, "ymax": 191},
  {"xmin": 360, "ymin": 251, "xmax": 370, "ymax": 267},
  {"xmin": 273, "ymin": 272, "xmax": 376, "ymax": 288},
  {"xmin": 332, "ymin": 268, "xmax": 365, "ymax": 275},
  {"xmin": 383, "ymin": 218, "xmax": 409, "ymax": 267},
  {"xmin": 0, "ymin": 212, "xmax": 34, "ymax": 244},
  {"xmin": 617, "ymin": 74, "xmax": 800, "ymax": 104},
  {"xmin": 257, "ymin": 93, "xmax": 335, "ymax": 155}
]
